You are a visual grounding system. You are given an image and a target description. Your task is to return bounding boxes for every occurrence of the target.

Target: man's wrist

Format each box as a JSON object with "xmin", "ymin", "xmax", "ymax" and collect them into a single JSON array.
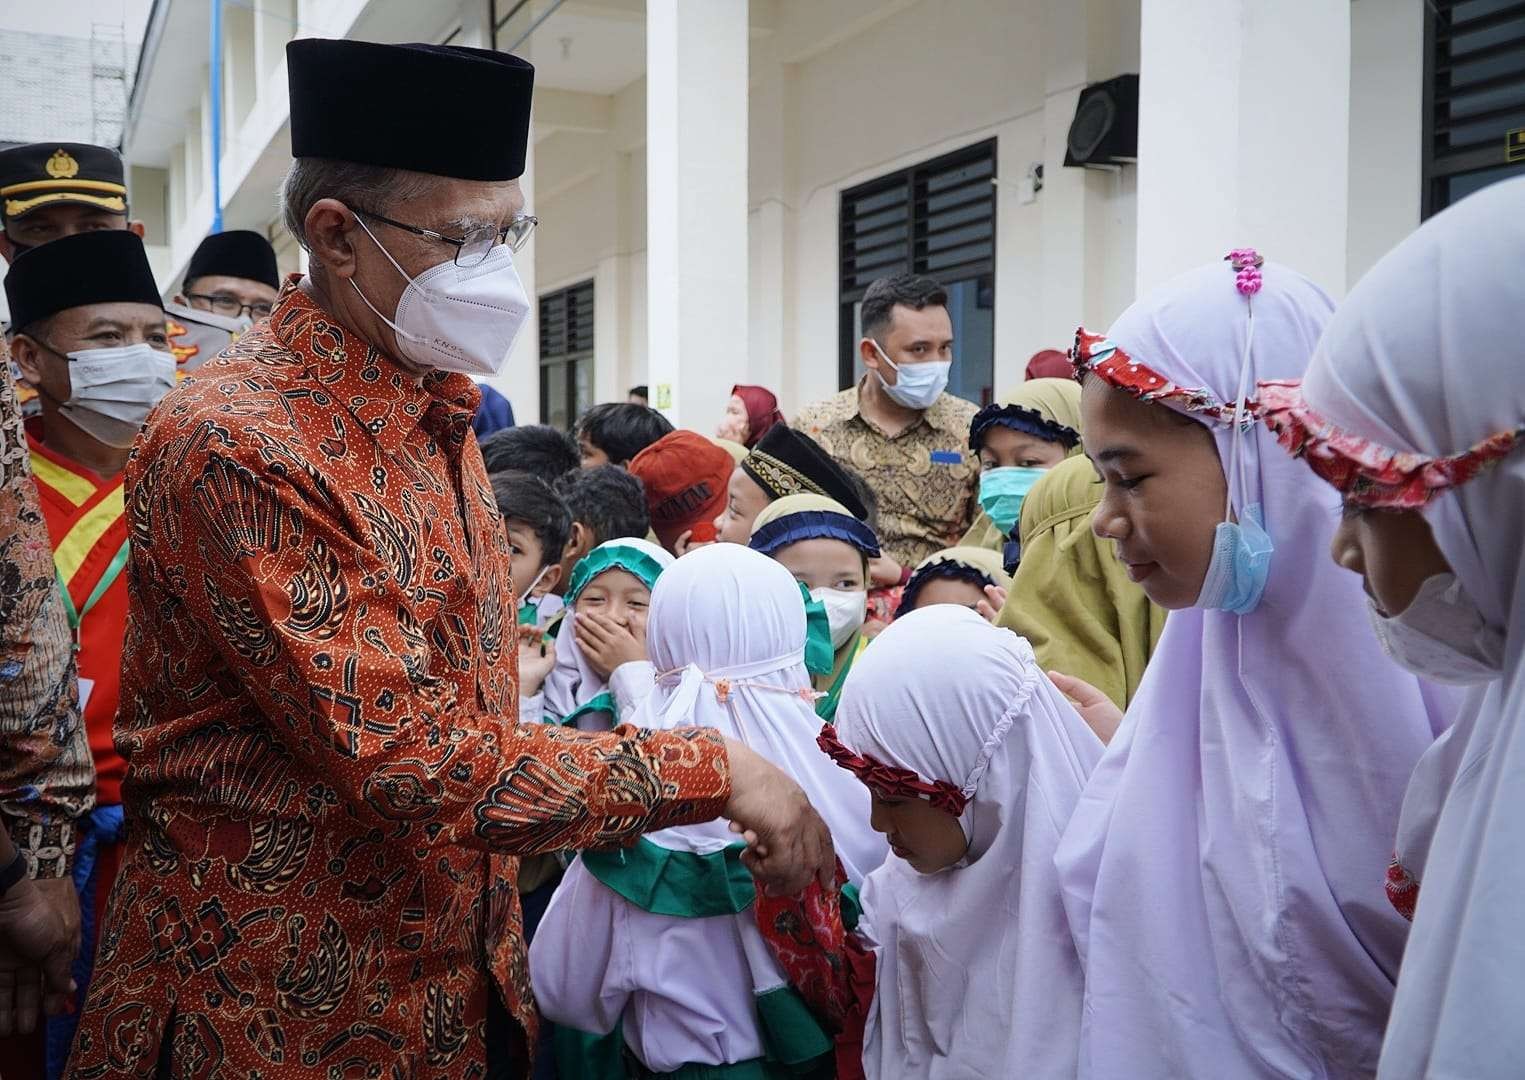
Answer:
[{"xmin": 0, "ymin": 845, "xmax": 28, "ymax": 899}]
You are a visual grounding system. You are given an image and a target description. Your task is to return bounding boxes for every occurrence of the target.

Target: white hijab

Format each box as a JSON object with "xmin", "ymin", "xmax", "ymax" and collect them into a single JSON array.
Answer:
[
  {"xmin": 1293, "ymin": 176, "xmax": 1525, "ymax": 1079},
  {"xmin": 833, "ymin": 605, "xmax": 1102, "ymax": 1079},
  {"xmin": 1055, "ymin": 260, "xmax": 1456, "ymax": 1079},
  {"xmin": 629, "ymin": 542, "xmax": 886, "ymax": 885},
  {"xmin": 542, "ymin": 538, "xmax": 672, "ymax": 728}
]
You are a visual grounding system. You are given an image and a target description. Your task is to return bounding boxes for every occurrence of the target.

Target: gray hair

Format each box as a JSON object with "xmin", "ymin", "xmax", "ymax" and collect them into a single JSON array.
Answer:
[{"xmin": 278, "ymin": 157, "xmax": 442, "ymax": 250}]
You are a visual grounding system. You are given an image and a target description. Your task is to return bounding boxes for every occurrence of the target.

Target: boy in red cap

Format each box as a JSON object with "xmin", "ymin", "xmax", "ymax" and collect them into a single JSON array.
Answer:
[{"xmin": 629, "ymin": 430, "xmax": 733, "ymax": 555}]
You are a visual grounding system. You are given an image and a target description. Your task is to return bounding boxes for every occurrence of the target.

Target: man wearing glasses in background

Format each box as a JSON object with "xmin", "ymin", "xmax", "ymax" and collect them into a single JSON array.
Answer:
[
  {"xmin": 63, "ymin": 38, "xmax": 835, "ymax": 1079},
  {"xmin": 165, "ymin": 229, "xmax": 281, "ymax": 374}
]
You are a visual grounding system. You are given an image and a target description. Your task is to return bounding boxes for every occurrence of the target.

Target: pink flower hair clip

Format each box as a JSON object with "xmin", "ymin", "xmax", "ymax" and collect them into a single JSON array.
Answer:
[{"xmin": 1226, "ymin": 248, "xmax": 1264, "ymax": 296}]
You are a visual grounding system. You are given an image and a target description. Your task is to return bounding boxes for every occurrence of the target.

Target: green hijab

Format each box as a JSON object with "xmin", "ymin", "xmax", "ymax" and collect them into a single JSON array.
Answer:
[
  {"xmin": 961, "ymin": 378, "xmax": 1086, "ymax": 551},
  {"xmin": 996, "ymin": 455, "xmax": 1166, "ymax": 709}
]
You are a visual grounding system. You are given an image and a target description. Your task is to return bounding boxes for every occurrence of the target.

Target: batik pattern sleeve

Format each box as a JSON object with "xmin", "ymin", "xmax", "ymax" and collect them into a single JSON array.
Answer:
[
  {"xmin": 138, "ymin": 441, "xmax": 729, "ymax": 855},
  {"xmin": 0, "ymin": 366, "xmax": 91, "ymax": 879}
]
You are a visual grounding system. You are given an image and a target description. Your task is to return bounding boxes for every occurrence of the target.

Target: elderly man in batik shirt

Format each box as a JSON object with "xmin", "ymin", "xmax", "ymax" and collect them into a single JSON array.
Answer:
[{"xmin": 64, "ymin": 39, "xmax": 832, "ymax": 1080}]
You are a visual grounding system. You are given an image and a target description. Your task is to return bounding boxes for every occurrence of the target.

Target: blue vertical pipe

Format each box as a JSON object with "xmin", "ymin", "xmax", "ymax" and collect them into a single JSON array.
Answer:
[{"xmin": 209, "ymin": 0, "xmax": 223, "ymax": 233}]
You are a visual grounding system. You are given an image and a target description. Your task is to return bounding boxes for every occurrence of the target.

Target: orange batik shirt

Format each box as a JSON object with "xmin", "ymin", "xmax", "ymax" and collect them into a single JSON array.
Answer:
[{"xmin": 65, "ymin": 279, "xmax": 732, "ymax": 1079}]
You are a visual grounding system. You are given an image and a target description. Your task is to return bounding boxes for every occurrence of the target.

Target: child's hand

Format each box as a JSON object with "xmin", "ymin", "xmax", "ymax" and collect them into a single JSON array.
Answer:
[
  {"xmin": 517, "ymin": 626, "xmax": 556, "ymax": 697},
  {"xmin": 673, "ymin": 529, "xmax": 714, "ymax": 557},
  {"xmin": 976, "ymin": 583, "xmax": 1008, "ymax": 623},
  {"xmin": 1048, "ymin": 670, "xmax": 1123, "ymax": 745},
  {"xmin": 574, "ymin": 612, "xmax": 647, "ymax": 679},
  {"xmin": 868, "ymin": 554, "xmax": 903, "ymax": 589}
]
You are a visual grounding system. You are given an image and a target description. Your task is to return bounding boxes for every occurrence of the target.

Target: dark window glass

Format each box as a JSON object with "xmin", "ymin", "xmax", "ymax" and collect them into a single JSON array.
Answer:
[
  {"xmin": 538, "ymin": 280, "xmax": 595, "ymax": 430},
  {"xmin": 1424, "ymin": 0, "xmax": 1525, "ymax": 215}
]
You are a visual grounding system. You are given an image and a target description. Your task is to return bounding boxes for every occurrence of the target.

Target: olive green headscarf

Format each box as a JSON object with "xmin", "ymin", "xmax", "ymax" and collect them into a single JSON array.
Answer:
[
  {"xmin": 997, "ymin": 455, "xmax": 1166, "ymax": 709},
  {"xmin": 961, "ymin": 378, "xmax": 1085, "ymax": 551}
]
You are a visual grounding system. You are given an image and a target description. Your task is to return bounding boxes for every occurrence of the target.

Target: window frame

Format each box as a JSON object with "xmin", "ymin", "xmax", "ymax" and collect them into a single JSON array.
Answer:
[
  {"xmin": 538, "ymin": 279, "xmax": 595, "ymax": 429},
  {"xmin": 837, "ymin": 139, "xmax": 998, "ymax": 392},
  {"xmin": 1421, "ymin": 0, "xmax": 1525, "ymax": 217}
]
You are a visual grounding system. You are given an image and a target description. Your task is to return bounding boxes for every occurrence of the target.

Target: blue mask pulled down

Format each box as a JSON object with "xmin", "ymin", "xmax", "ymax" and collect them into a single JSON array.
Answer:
[
  {"xmin": 977, "ymin": 466, "xmax": 1046, "ymax": 538},
  {"xmin": 1195, "ymin": 502, "xmax": 1273, "ymax": 614}
]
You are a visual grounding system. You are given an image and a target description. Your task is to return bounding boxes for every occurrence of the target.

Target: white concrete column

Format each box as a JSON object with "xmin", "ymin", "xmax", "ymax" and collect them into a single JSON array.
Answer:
[
  {"xmin": 484, "ymin": 122, "xmax": 538, "ymax": 415},
  {"xmin": 1347, "ymin": 0, "xmax": 1423, "ymax": 287},
  {"xmin": 1135, "ymin": 0, "xmax": 1350, "ymax": 297},
  {"xmin": 747, "ymin": 55, "xmax": 791, "ymax": 410},
  {"xmin": 646, "ymin": 0, "xmax": 749, "ymax": 427},
  {"xmin": 459, "ymin": 0, "xmax": 493, "ymax": 49}
]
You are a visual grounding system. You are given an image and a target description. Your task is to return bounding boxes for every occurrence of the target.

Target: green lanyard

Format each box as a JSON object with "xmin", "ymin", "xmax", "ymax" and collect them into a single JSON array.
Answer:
[{"xmin": 56, "ymin": 538, "xmax": 131, "ymax": 651}]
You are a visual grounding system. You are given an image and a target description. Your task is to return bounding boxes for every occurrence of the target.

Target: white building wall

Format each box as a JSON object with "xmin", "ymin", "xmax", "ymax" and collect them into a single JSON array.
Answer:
[
  {"xmin": 1347, "ymin": 0, "xmax": 1424, "ymax": 287},
  {"xmin": 122, "ymin": 0, "xmax": 1432, "ymax": 423},
  {"xmin": 1135, "ymin": 0, "xmax": 1352, "ymax": 298},
  {"xmin": 534, "ymin": 0, "xmax": 1142, "ymax": 418}
]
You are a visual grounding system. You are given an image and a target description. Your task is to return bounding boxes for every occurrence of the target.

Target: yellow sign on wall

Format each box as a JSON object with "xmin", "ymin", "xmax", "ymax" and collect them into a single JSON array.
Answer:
[
  {"xmin": 655, "ymin": 383, "xmax": 673, "ymax": 409},
  {"xmin": 1507, "ymin": 128, "xmax": 1525, "ymax": 164}
]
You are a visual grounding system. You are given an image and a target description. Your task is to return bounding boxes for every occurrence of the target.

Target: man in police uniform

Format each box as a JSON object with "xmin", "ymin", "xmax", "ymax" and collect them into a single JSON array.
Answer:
[
  {"xmin": 4, "ymin": 229, "xmax": 172, "ymax": 1076},
  {"xmin": 0, "ymin": 142, "xmax": 144, "ymax": 263}
]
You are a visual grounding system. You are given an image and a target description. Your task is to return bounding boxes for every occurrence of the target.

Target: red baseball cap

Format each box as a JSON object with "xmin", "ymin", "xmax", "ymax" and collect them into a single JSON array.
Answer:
[{"xmin": 629, "ymin": 430, "xmax": 734, "ymax": 552}]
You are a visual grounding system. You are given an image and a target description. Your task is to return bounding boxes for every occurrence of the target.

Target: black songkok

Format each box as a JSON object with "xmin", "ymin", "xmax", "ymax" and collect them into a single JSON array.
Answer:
[
  {"xmin": 287, "ymin": 38, "xmax": 534, "ymax": 181},
  {"xmin": 741, "ymin": 425, "xmax": 870, "ymax": 521},
  {"xmin": 185, "ymin": 229, "xmax": 280, "ymax": 291},
  {"xmin": 4, "ymin": 230, "xmax": 162, "ymax": 334}
]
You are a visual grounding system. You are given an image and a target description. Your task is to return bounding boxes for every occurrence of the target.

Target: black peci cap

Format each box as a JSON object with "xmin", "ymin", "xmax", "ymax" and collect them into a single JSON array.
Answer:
[
  {"xmin": 185, "ymin": 229, "xmax": 280, "ymax": 291},
  {"xmin": 0, "ymin": 142, "xmax": 127, "ymax": 222},
  {"xmin": 741, "ymin": 424, "xmax": 870, "ymax": 520},
  {"xmin": 4, "ymin": 230, "xmax": 162, "ymax": 334},
  {"xmin": 286, "ymin": 38, "xmax": 534, "ymax": 181}
]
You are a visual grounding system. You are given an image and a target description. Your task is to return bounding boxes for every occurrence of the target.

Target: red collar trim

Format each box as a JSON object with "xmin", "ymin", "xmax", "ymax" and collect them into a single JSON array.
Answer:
[
  {"xmin": 817, "ymin": 724, "xmax": 968, "ymax": 816},
  {"xmin": 1259, "ymin": 379, "xmax": 1522, "ymax": 509}
]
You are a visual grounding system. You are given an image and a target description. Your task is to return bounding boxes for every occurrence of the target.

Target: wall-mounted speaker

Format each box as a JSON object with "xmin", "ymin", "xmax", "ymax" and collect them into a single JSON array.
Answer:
[{"xmin": 1064, "ymin": 74, "xmax": 1139, "ymax": 168}]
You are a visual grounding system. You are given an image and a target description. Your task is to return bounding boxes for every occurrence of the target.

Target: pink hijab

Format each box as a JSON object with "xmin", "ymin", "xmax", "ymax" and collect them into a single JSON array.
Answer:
[{"xmin": 731, "ymin": 384, "xmax": 784, "ymax": 448}]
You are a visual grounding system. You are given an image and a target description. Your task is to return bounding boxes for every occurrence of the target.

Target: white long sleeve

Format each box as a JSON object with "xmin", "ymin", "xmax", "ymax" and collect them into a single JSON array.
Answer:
[{"xmin": 608, "ymin": 661, "xmax": 656, "ymax": 720}]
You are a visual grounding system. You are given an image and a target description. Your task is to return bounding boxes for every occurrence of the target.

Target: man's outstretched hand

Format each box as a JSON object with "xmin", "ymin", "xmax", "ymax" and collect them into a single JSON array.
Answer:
[
  {"xmin": 722, "ymin": 739, "xmax": 835, "ymax": 897},
  {"xmin": 0, "ymin": 871, "xmax": 78, "ymax": 1037}
]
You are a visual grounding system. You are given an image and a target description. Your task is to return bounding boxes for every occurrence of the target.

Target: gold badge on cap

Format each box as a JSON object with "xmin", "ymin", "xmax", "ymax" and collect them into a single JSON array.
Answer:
[{"xmin": 46, "ymin": 149, "xmax": 80, "ymax": 179}]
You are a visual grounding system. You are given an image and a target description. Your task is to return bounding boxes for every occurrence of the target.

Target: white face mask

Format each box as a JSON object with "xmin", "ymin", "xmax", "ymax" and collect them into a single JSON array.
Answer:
[
  {"xmin": 1366, "ymin": 572, "xmax": 1505, "ymax": 686},
  {"xmin": 49, "ymin": 342, "xmax": 176, "ymax": 449},
  {"xmin": 870, "ymin": 340, "xmax": 951, "ymax": 410},
  {"xmin": 810, "ymin": 586, "xmax": 868, "ymax": 650},
  {"xmin": 350, "ymin": 215, "xmax": 530, "ymax": 377}
]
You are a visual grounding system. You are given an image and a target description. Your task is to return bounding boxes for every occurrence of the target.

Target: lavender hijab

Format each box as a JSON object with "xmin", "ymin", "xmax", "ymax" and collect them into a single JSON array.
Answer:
[{"xmin": 1055, "ymin": 260, "xmax": 1455, "ymax": 1078}]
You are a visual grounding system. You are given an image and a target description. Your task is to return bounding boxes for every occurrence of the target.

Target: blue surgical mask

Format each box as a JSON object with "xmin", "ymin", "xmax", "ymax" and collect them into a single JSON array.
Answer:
[
  {"xmin": 1195, "ymin": 312, "xmax": 1274, "ymax": 615},
  {"xmin": 1195, "ymin": 503, "xmax": 1273, "ymax": 614},
  {"xmin": 870, "ymin": 340, "xmax": 950, "ymax": 410},
  {"xmin": 977, "ymin": 466, "xmax": 1045, "ymax": 538}
]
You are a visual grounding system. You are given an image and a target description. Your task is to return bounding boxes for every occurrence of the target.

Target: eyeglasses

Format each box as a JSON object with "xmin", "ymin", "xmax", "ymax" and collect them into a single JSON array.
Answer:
[
  {"xmin": 352, "ymin": 207, "xmax": 538, "ymax": 267},
  {"xmin": 185, "ymin": 293, "xmax": 274, "ymax": 320}
]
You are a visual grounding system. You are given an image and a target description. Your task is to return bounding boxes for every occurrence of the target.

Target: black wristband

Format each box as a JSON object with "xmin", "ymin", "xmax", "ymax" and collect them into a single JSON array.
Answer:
[{"xmin": 0, "ymin": 847, "xmax": 28, "ymax": 899}]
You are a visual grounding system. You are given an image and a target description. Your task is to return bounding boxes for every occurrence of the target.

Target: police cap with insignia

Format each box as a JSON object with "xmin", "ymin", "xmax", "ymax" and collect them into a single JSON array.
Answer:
[
  {"xmin": 741, "ymin": 425, "xmax": 870, "ymax": 521},
  {"xmin": 287, "ymin": 38, "xmax": 534, "ymax": 181},
  {"xmin": 0, "ymin": 142, "xmax": 128, "ymax": 222},
  {"xmin": 4, "ymin": 230, "xmax": 163, "ymax": 335},
  {"xmin": 185, "ymin": 229, "xmax": 281, "ymax": 291}
]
